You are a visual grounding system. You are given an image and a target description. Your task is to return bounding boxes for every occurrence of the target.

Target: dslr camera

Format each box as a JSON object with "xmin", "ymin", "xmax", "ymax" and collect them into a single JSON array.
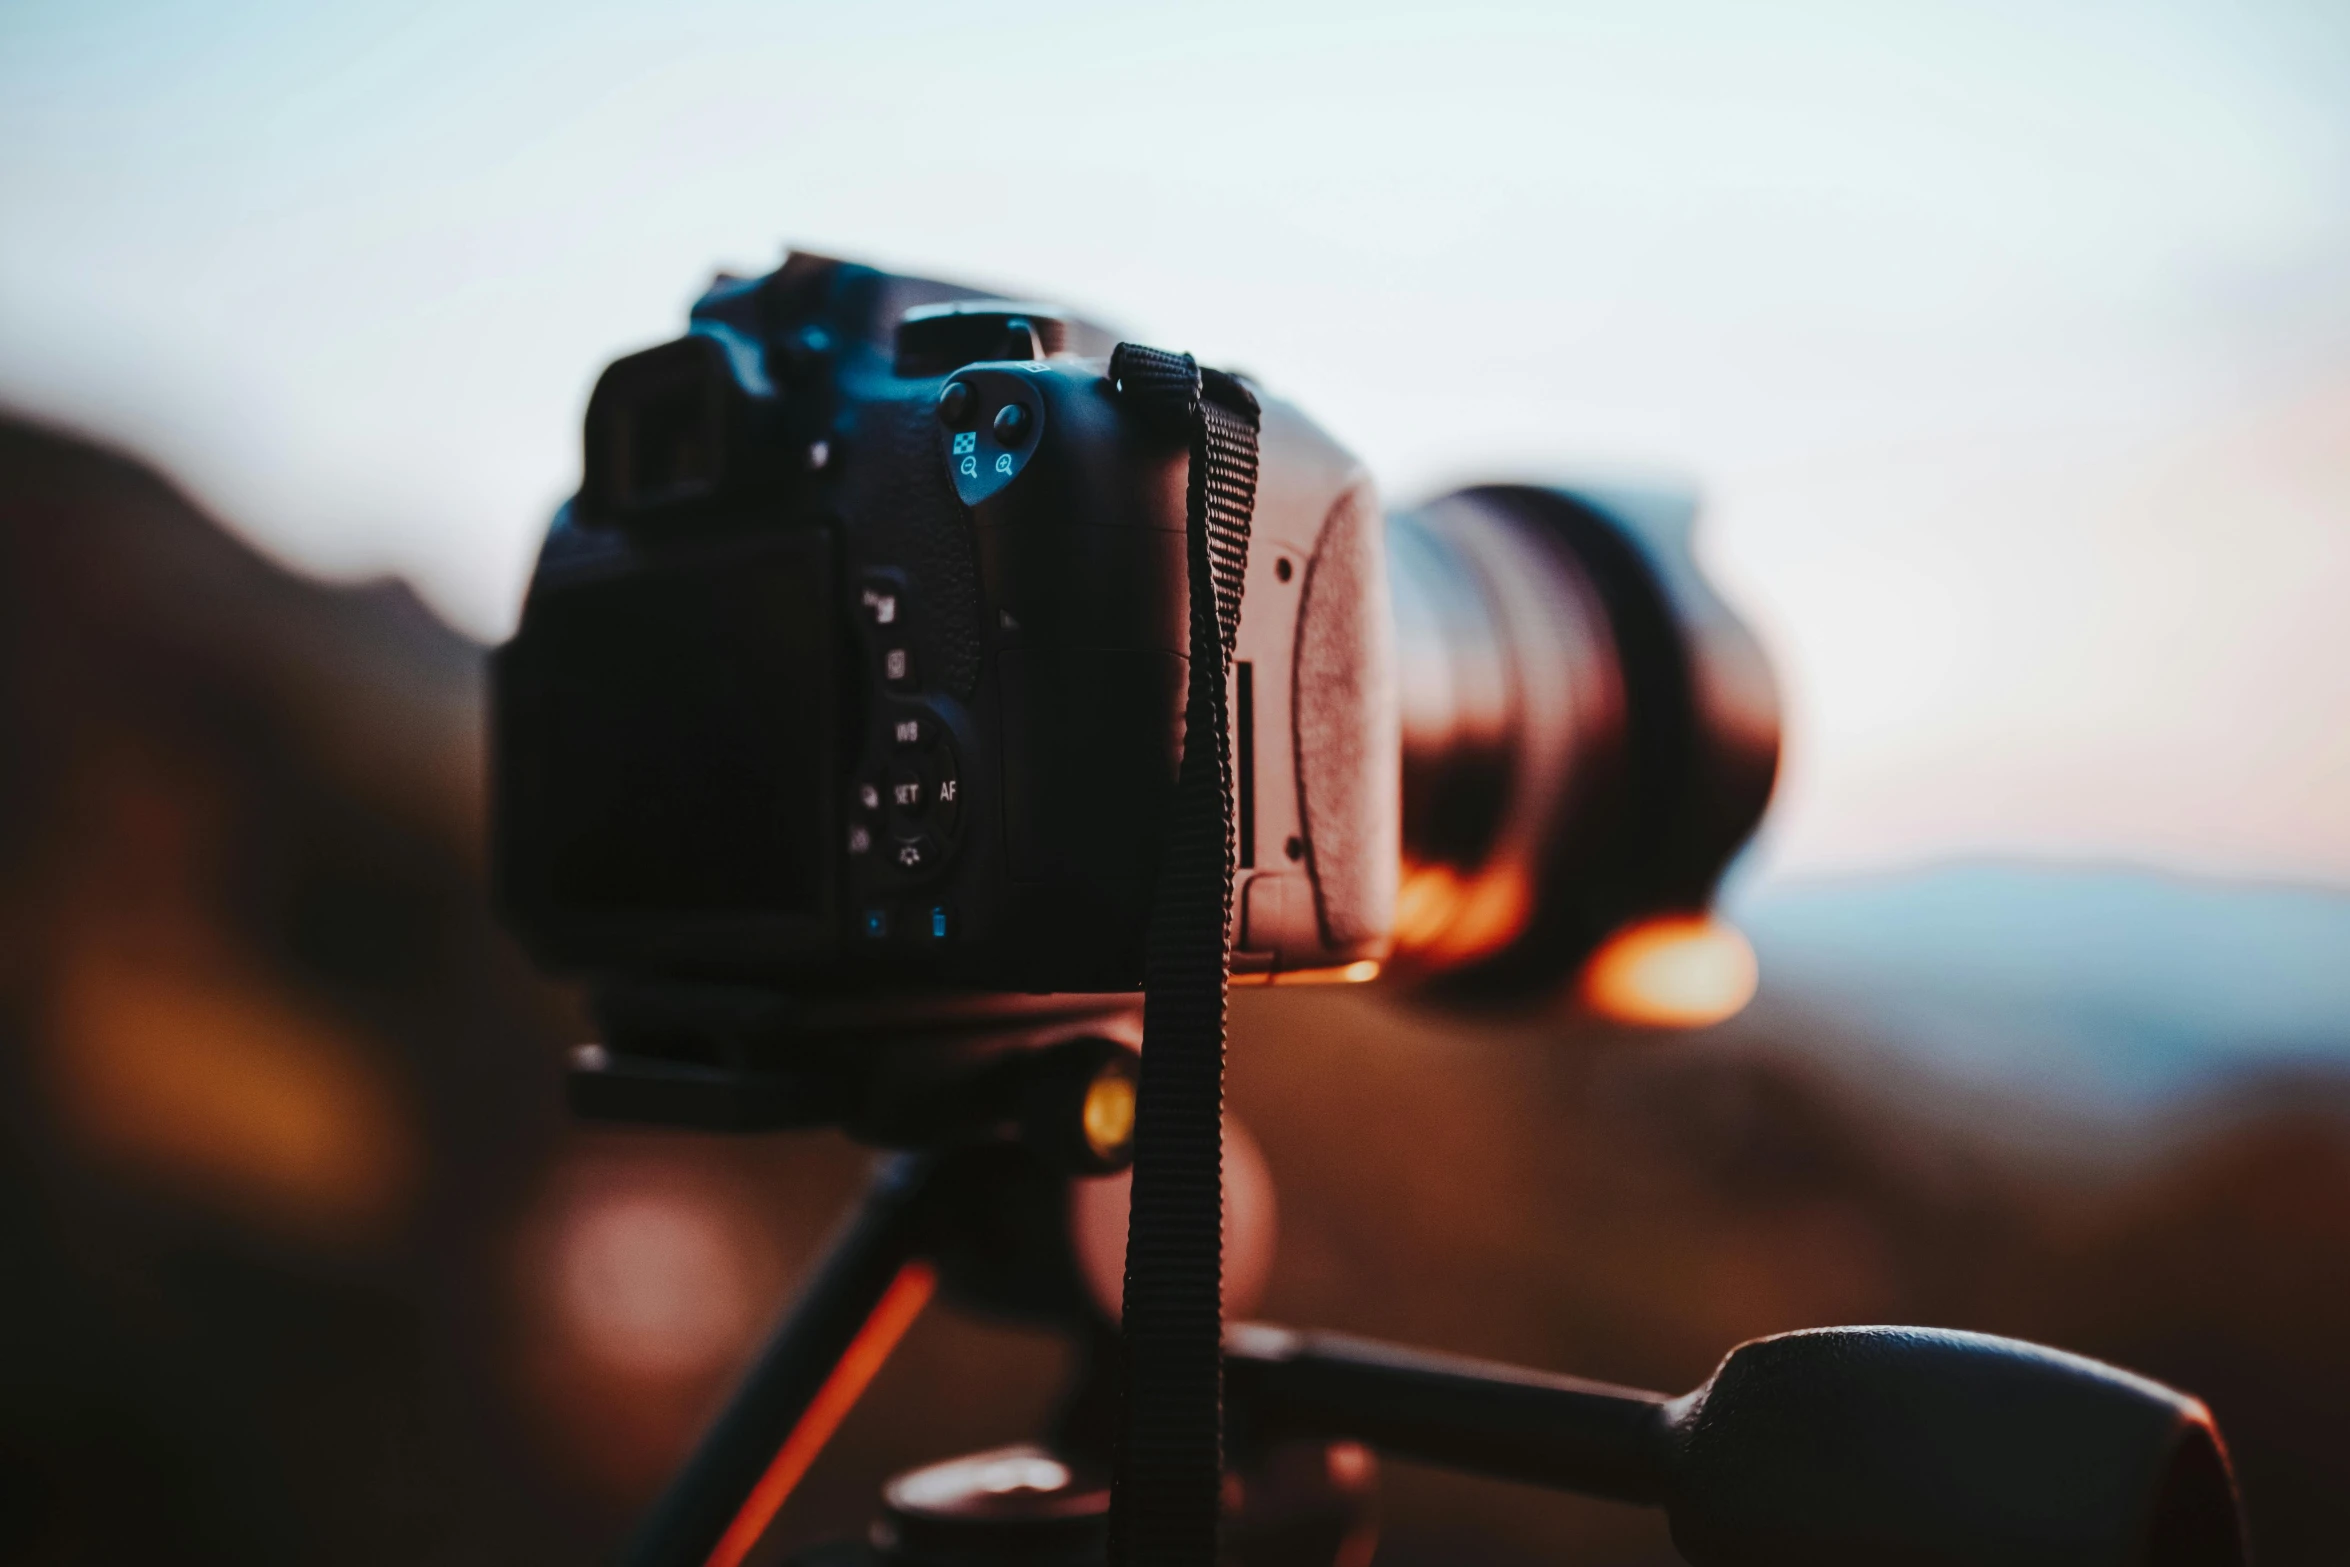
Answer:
[{"xmin": 492, "ymin": 251, "xmax": 1777, "ymax": 1024}]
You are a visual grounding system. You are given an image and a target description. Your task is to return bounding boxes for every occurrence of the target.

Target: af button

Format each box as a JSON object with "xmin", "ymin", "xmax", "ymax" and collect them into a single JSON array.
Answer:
[{"xmin": 928, "ymin": 744, "xmax": 961, "ymax": 834}]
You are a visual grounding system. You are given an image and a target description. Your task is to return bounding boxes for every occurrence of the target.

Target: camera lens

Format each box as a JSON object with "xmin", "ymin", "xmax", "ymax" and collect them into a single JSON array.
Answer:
[{"xmin": 1384, "ymin": 486, "xmax": 1778, "ymax": 999}]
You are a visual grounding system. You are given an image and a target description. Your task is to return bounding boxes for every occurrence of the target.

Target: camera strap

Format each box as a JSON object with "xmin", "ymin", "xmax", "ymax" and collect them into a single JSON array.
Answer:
[{"xmin": 1106, "ymin": 343, "xmax": 1261, "ymax": 1567}]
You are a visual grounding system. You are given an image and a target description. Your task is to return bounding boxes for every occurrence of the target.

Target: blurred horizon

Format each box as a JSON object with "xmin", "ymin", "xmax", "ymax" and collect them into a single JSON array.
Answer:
[{"xmin": 4, "ymin": 0, "xmax": 2347, "ymax": 889}]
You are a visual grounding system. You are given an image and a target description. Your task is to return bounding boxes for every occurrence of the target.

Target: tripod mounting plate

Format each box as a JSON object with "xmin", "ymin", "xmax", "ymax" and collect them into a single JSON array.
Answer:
[{"xmin": 569, "ymin": 995, "xmax": 1144, "ymax": 1171}]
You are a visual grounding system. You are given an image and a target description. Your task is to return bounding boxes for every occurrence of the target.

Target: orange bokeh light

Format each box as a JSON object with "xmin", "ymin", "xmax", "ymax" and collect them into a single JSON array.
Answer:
[
  {"xmin": 1390, "ymin": 861, "xmax": 1533, "ymax": 969},
  {"xmin": 1578, "ymin": 914, "xmax": 1759, "ymax": 1028}
]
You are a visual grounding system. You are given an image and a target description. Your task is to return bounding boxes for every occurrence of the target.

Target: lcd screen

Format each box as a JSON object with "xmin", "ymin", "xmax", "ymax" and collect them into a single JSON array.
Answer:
[{"xmin": 518, "ymin": 544, "xmax": 833, "ymax": 919}]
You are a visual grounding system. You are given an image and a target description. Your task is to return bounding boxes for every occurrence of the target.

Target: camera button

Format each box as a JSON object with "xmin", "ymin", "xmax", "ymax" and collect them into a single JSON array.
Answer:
[
  {"xmin": 890, "ymin": 832, "xmax": 942, "ymax": 877},
  {"xmin": 859, "ymin": 579, "xmax": 902, "ymax": 626},
  {"xmin": 928, "ymin": 749, "xmax": 960, "ymax": 832},
  {"xmin": 847, "ymin": 821, "xmax": 875, "ymax": 857},
  {"xmin": 882, "ymin": 644, "xmax": 917, "ymax": 690},
  {"xmin": 889, "ymin": 713, "xmax": 929, "ymax": 748},
  {"xmin": 992, "ymin": 402, "xmax": 1031, "ymax": 444},
  {"xmin": 888, "ymin": 763, "xmax": 927, "ymax": 820},
  {"xmin": 937, "ymin": 380, "xmax": 975, "ymax": 427}
]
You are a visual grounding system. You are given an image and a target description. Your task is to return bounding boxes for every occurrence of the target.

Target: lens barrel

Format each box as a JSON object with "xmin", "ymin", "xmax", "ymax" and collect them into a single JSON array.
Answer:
[{"xmin": 1384, "ymin": 486, "xmax": 1779, "ymax": 1001}]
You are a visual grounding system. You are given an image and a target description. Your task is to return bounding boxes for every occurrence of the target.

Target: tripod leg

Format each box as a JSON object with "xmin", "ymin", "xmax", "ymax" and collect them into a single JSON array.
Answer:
[{"xmin": 622, "ymin": 1151, "xmax": 947, "ymax": 1567}]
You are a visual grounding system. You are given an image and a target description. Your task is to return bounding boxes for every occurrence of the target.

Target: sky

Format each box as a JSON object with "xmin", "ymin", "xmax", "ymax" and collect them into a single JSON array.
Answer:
[{"xmin": 3, "ymin": 0, "xmax": 2347, "ymax": 886}]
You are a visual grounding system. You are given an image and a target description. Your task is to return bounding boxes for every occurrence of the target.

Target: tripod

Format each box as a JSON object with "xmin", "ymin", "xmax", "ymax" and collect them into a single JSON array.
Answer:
[{"xmin": 576, "ymin": 1016, "xmax": 2245, "ymax": 1567}]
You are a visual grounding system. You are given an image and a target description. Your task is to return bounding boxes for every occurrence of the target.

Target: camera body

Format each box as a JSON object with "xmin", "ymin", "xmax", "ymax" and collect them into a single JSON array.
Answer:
[{"xmin": 493, "ymin": 254, "xmax": 1394, "ymax": 1002}]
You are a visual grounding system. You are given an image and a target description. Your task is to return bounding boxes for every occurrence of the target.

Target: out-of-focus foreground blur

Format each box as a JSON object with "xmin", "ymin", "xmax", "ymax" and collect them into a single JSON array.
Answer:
[{"xmin": 5, "ymin": 410, "xmax": 2347, "ymax": 1565}]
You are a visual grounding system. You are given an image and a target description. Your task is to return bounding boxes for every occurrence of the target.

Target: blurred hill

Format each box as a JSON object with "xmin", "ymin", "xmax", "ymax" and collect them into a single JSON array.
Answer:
[{"xmin": 2, "ymin": 410, "xmax": 2345, "ymax": 1565}]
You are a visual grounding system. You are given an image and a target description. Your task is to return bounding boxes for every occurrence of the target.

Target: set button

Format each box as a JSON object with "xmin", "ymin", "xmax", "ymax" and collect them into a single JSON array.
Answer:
[{"xmin": 889, "ymin": 762, "xmax": 927, "ymax": 819}]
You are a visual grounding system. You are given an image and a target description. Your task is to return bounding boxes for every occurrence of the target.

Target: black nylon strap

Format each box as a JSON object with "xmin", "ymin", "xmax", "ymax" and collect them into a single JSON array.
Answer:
[{"xmin": 1106, "ymin": 343, "xmax": 1260, "ymax": 1567}]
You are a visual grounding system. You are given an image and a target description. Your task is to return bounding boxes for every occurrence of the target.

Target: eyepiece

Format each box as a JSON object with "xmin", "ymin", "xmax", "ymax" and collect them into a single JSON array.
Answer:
[
  {"xmin": 1384, "ymin": 486, "xmax": 1779, "ymax": 1002},
  {"xmin": 581, "ymin": 334, "xmax": 743, "ymax": 518}
]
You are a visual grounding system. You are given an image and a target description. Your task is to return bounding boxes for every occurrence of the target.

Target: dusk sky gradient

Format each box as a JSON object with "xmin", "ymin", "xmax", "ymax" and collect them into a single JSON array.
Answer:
[{"xmin": 4, "ymin": 0, "xmax": 2346, "ymax": 885}]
